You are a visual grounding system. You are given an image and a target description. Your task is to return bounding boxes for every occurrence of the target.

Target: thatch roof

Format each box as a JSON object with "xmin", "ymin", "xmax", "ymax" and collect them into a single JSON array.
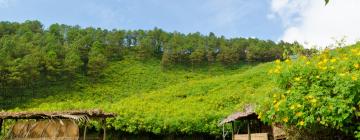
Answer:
[
  {"xmin": 219, "ymin": 105, "xmax": 257, "ymax": 125},
  {"xmin": 0, "ymin": 109, "xmax": 116, "ymax": 121}
]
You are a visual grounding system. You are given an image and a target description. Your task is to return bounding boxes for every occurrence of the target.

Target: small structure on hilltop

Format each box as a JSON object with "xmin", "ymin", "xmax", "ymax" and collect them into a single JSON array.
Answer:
[
  {"xmin": 0, "ymin": 109, "xmax": 116, "ymax": 140},
  {"xmin": 219, "ymin": 105, "xmax": 286, "ymax": 140}
]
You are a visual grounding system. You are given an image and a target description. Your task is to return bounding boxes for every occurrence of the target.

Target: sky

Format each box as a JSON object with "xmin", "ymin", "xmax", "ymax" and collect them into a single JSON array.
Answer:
[{"xmin": 0, "ymin": 0, "xmax": 360, "ymax": 48}]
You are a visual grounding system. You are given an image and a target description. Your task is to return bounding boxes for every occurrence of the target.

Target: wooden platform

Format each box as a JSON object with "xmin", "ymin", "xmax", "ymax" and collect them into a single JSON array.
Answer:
[{"xmin": 234, "ymin": 133, "xmax": 269, "ymax": 140}]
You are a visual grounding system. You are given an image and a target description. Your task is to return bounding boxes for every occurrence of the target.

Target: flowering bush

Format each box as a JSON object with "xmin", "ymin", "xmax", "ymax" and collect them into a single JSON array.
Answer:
[{"xmin": 262, "ymin": 45, "xmax": 360, "ymax": 138}]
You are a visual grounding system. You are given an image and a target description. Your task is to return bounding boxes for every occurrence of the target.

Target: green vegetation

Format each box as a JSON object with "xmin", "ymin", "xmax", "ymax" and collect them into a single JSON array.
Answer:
[
  {"xmin": 0, "ymin": 20, "xmax": 313, "ymax": 98},
  {"xmin": 6, "ymin": 58, "xmax": 274, "ymax": 135},
  {"xmin": 262, "ymin": 45, "xmax": 360, "ymax": 139},
  {"xmin": 9, "ymin": 20, "xmax": 353, "ymax": 138},
  {"xmin": 0, "ymin": 20, "xmax": 307, "ymax": 136}
]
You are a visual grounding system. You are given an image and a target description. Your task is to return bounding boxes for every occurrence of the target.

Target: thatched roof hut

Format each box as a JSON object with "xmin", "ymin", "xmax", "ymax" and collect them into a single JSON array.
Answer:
[
  {"xmin": 0, "ymin": 109, "xmax": 116, "ymax": 140},
  {"xmin": 219, "ymin": 105, "xmax": 257, "ymax": 126},
  {"xmin": 220, "ymin": 105, "xmax": 286, "ymax": 140},
  {"xmin": 0, "ymin": 109, "xmax": 115, "ymax": 120}
]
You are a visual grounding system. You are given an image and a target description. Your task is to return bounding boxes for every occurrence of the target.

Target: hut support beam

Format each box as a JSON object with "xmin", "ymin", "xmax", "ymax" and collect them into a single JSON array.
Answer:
[
  {"xmin": 0, "ymin": 119, "xmax": 2, "ymax": 135},
  {"xmin": 83, "ymin": 122, "xmax": 88, "ymax": 140},
  {"xmin": 222, "ymin": 124, "xmax": 226, "ymax": 140},
  {"xmin": 247, "ymin": 120, "xmax": 251, "ymax": 140},
  {"xmin": 2, "ymin": 119, "xmax": 5, "ymax": 137},
  {"xmin": 102, "ymin": 118, "xmax": 106, "ymax": 140},
  {"xmin": 231, "ymin": 121, "xmax": 234, "ymax": 140}
]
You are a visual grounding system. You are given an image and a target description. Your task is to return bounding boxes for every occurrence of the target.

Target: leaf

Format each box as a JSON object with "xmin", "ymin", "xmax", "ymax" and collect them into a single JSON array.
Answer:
[{"xmin": 325, "ymin": 0, "xmax": 329, "ymax": 5}]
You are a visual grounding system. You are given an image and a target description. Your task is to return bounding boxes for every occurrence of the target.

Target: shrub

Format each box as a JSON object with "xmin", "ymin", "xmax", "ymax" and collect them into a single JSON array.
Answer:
[{"xmin": 261, "ymin": 45, "xmax": 360, "ymax": 139}]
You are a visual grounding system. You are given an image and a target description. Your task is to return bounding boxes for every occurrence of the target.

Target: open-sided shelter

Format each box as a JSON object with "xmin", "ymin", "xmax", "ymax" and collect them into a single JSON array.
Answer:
[
  {"xmin": 219, "ymin": 105, "xmax": 286, "ymax": 140},
  {"xmin": 0, "ymin": 109, "xmax": 116, "ymax": 140}
]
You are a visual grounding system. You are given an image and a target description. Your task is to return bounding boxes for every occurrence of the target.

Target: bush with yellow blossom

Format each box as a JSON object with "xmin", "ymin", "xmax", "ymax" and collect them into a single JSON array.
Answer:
[{"xmin": 262, "ymin": 44, "xmax": 360, "ymax": 138}]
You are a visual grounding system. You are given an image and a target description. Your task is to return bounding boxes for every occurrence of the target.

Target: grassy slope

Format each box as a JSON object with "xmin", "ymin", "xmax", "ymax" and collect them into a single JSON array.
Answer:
[{"xmin": 11, "ymin": 58, "xmax": 275, "ymax": 135}]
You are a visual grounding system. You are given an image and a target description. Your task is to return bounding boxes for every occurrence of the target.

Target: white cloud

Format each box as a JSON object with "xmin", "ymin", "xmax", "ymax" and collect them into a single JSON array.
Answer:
[
  {"xmin": 271, "ymin": 0, "xmax": 288, "ymax": 12},
  {"xmin": 271, "ymin": 0, "xmax": 360, "ymax": 48}
]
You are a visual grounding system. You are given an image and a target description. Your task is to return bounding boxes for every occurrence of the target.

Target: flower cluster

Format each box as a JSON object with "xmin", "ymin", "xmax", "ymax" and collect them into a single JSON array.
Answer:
[{"xmin": 262, "ymin": 45, "xmax": 360, "ymax": 137}]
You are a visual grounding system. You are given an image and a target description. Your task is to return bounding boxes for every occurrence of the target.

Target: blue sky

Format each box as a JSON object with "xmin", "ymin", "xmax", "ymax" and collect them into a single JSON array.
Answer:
[
  {"xmin": 1, "ymin": 0, "xmax": 360, "ymax": 47},
  {"xmin": 0, "ymin": 0, "xmax": 284, "ymax": 40}
]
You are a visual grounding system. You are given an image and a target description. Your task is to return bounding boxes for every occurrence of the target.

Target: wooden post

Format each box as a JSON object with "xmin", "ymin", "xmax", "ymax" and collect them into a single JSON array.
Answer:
[
  {"xmin": 83, "ymin": 121, "xmax": 88, "ymax": 140},
  {"xmin": 0, "ymin": 119, "xmax": 3, "ymax": 135},
  {"xmin": 248, "ymin": 120, "xmax": 251, "ymax": 140},
  {"xmin": 231, "ymin": 121, "xmax": 234, "ymax": 140},
  {"xmin": 2, "ymin": 119, "xmax": 5, "ymax": 138},
  {"xmin": 102, "ymin": 118, "xmax": 106, "ymax": 140},
  {"xmin": 222, "ymin": 124, "xmax": 226, "ymax": 140}
]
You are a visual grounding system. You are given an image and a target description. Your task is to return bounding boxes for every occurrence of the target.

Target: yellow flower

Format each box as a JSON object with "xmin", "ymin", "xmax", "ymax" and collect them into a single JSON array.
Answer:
[
  {"xmin": 275, "ymin": 59, "xmax": 281, "ymax": 64},
  {"xmin": 351, "ymin": 48, "xmax": 358, "ymax": 53},
  {"xmin": 352, "ymin": 75, "xmax": 358, "ymax": 81},
  {"xmin": 282, "ymin": 117, "xmax": 289, "ymax": 123},
  {"xmin": 290, "ymin": 105, "xmax": 295, "ymax": 110},
  {"xmin": 273, "ymin": 69, "xmax": 280, "ymax": 74},
  {"xmin": 317, "ymin": 61, "xmax": 324, "ymax": 65},
  {"xmin": 299, "ymin": 120, "xmax": 305, "ymax": 126},
  {"xmin": 310, "ymin": 98, "xmax": 317, "ymax": 103},
  {"xmin": 322, "ymin": 58, "xmax": 328, "ymax": 63},
  {"xmin": 328, "ymin": 105, "xmax": 333, "ymax": 111},
  {"xmin": 296, "ymin": 112, "xmax": 303, "ymax": 117},
  {"xmin": 273, "ymin": 100, "xmax": 277, "ymax": 103},
  {"xmin": 258, "ymin": 112, "xmax": 262, "ymax": 119},
  {"xmin": 274, "ymin": 102, "xmax": 280, "ymax": 108},
  {"xmin": 322, "ymin": 66, "xmax": 328, "ymax": 70},
  {"xmin": 281, "ymin": 95, "xmax": 286, "ymax": 99},
  {"xmin": 285, "ymin": 59, "xmax": 291, "ymax": 64},
  {"xmin": 294, "ymin": 77, "xmax": 301, "ymax": 81},
  {"xmin": 274, "ymin": 102, "xmax": 280, "ymax": 111},
  {"xmin": 306, "ymin": 95, "xmax": 314, "ymax": 99},
  {"xmin": 354, "ymin": 63, "xmax": 359, "ymax": 69},
  {"xmin": 296, "ymin": 104, "xmax": 302, "ymax": 108},
  {"xmin": 305, "ymin": 61, "xmax": 311, "ymax": 65},
  {"xmin": 301, "ymin": 56, "xmax": 307, "ymax": 60},
  {"xmin": 330, "ymin": 58, "xmax": 337, "ymax": 63}
]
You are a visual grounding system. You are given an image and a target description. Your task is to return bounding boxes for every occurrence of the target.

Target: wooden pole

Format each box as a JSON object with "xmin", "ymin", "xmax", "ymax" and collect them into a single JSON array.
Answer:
[
  {"xmin": 248, "ymin": 120, "xmax": 251, "ymax": 140},
  {"xmin": 0, "ymin": 119, "xmax": 3, "ymax": 135},
  {"xmin": 3, "ymin": 119, "xmax": 5, "ymax": 137},
  {"xmin": 102, "ymin": 118, "xmax": 106, "ymax": 140},
  {"xmin": 231, "ymin": 121, "xmax": 234, "ymax": 140},
  {"xmin": 222, "ymin": 124, "xmax": 226, "ymax": 140},
  {"xmin": 83, "ymin": 122, "xmax": 88, "ymax": 140}
]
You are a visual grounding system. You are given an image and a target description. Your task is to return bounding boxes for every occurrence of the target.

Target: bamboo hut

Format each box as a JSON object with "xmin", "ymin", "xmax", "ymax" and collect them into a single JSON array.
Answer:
[
  {"xmin": 219, "ymin": 105, "xmax": 286, "ymax": 140},
  {"xmin": 0, "ymin": 109, "xmax": 116, "ymax": 140}
]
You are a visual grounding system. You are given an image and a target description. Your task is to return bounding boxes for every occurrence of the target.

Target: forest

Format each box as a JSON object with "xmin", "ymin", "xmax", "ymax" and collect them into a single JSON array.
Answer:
[{"xmin": 0, "ymin": 20, "xmax": 313, "ymax": 96}]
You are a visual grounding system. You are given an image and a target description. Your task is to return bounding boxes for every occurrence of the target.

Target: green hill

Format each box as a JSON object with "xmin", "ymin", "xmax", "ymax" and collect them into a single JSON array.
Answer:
[
  {"xmin": 0, "ymin": 21, "xmax": 294, "ymax": 137},
  {"xmin": 5, "ymin": 58, "xmax": 275, "ymax": 135}
]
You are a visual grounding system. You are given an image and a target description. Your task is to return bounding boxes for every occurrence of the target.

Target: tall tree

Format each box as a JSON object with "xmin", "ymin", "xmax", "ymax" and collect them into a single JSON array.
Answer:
[{"xmin": 87, "ymin": 41, "xmax": 107, "ymax": 78}]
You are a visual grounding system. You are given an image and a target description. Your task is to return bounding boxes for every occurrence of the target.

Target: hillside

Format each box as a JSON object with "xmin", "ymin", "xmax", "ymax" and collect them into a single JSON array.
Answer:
[{"xmin": 5, "ymin": 58, "xmax": 275, "ymax": 135}]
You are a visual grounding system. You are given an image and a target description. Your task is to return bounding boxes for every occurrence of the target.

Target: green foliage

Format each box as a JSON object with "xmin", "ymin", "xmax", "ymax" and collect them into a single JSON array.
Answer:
[
  {"xmin": 7, "ymin": 58, "xmax": 275, "ymax": 135},
  {"xmin": 0, "ymin": 20, "xmax": 314, "ymax": 136},
  {"xmin": 262, "ymin": 45, "xmax": 360, "ymax": 139},
  {"xmin": 0, "ymin": 20, "xmax": 310, "ymax": 90}
]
